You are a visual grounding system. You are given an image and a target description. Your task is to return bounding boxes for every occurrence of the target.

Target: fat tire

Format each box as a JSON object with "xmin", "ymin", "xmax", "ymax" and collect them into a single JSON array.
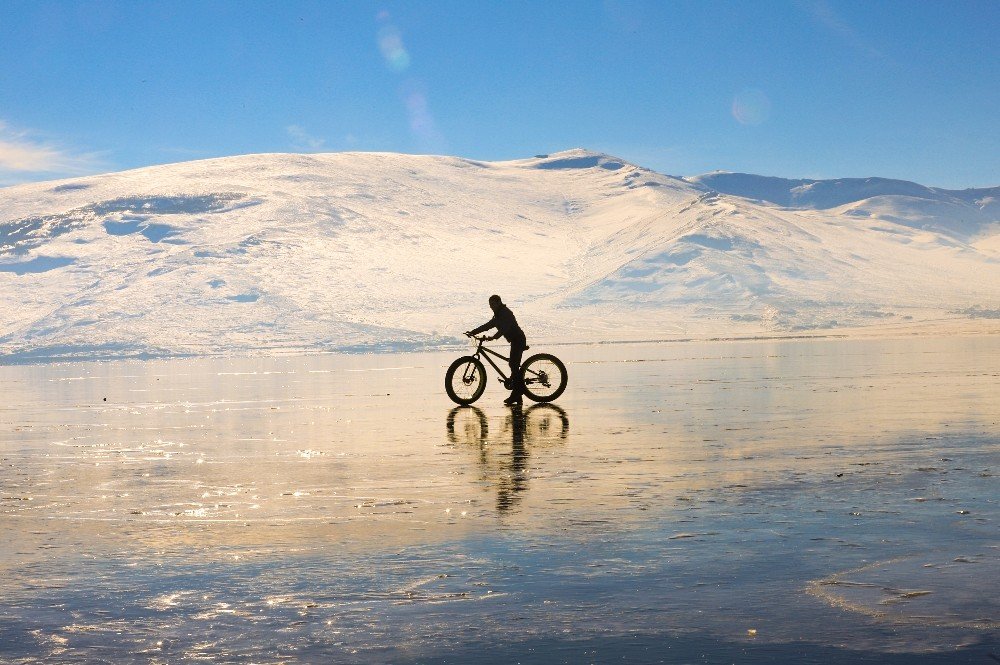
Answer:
[
  {"xmin": 520, "ymin": 353, "xmax": 568, "ymax": 403},
  {"xmin": 445, "ymin": 356, "xmax": 488, "ymax": 405}
]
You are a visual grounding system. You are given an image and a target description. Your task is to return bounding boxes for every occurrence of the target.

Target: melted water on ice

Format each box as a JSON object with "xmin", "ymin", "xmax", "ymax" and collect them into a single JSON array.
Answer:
[{"xmin": 0, "ymin": 337, "xmax": 997, "ymax": 663}]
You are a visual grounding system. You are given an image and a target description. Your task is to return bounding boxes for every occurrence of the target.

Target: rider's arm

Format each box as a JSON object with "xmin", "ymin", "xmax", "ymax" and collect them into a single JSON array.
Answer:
[{"xmin": 466, "ymin": 317, "xmax": 497, "ymax": 337}]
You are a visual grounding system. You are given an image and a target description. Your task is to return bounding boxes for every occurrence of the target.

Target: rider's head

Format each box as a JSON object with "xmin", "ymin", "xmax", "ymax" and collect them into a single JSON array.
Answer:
[{"xmin": 488, "ymin": 294, "xmax": 502, "ymax": 311}]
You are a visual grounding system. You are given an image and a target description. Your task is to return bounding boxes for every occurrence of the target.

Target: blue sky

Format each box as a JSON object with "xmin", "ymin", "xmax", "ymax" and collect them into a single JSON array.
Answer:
[{"xmin": 1, "ymin": 0, "xmax": 997, "ymax": 188}]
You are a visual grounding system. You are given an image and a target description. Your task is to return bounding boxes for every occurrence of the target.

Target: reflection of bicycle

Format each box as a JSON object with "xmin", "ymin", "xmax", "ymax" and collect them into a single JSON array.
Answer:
[
  {"xmin": 517, "ymin": 403, "xmax": 569, "ymax": 444},
  {"xmin": 445, "ymin": 336, "xmax": 568, "ymax": 405},
  {"xmin": 446, "ymin": 404, "xmax": 570, "ymax": 514},
  {"xmin": 446, "ymin": 405, "xmax": 489, "ymax": 444},
  {"xmin": 446, "ymin": 404, "xmax": 569, "ymax": 445}
]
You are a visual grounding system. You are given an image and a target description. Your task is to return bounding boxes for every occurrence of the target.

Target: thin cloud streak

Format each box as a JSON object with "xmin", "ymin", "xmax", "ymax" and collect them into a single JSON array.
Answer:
[
  {"xmin": 0, "ymin": 119, "xmax": 107, "ymax": 184},
  {"xmin": 796, "ymin": 0, "xmax": 886, "ymax": 61}
]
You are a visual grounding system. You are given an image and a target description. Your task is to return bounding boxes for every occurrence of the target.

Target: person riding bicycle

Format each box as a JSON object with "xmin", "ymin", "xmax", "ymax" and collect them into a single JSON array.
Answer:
[{"xmin": 465, "ymin": 295, "xmax": 527, "ymax": 405}]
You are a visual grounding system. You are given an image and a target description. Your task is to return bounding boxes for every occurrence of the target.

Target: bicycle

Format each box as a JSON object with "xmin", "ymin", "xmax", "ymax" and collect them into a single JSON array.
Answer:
[{"xmin": 445, "ymin": 336, "xmax": 568, "ymax": 405}]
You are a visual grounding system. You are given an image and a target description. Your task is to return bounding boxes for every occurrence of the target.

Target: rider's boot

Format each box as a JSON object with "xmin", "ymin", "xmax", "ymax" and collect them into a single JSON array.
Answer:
[{"xmin": 503, "ymin": 390, "xmax": 522, "ymax": 405}]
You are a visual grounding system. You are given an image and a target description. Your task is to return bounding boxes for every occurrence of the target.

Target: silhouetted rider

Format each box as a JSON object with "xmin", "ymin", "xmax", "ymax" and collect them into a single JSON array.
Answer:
[{"xmin": 465, "ymin": 295, "xmax": 527, "ymax": 405}]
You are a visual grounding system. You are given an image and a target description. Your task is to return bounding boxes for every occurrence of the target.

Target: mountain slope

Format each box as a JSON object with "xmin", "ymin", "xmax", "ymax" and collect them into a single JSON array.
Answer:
[
  {"xmin": 1, "ymin": 149, "xmax": 997, "ymax": 361},
  {"xmin": 687, "ymin": 172, "xmax": 1000, "ymax": 239}
]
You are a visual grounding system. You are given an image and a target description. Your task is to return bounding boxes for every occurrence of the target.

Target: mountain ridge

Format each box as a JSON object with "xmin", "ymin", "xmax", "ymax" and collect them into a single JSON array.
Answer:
[
  {"xmin": 686, "ymin": 171, "xmax": 1000, "ymax": 214},
  {"xmin": 1, "ymin": 149, "xmax": 997, "ymax": 362}
]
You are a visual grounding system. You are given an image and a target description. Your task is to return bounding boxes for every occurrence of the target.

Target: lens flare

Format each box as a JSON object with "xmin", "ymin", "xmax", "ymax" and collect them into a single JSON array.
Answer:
[
  {"xmin": 400, "ymin": 80, "xmax": 441, "ymax": 144},
  {"xmin": 376, "ymin": 11, "xmax": 444, "ymax": 148},
  {"xmin": 731, "ymin": 89, "xmax": 771, "ymax": 126},
  {"xmin": 377, "ymin": 24, "xmax": 410, "ymax": 72},
  {"xmin": 405, "ymin": 90, "xmax": 430, "ymax": 133}
]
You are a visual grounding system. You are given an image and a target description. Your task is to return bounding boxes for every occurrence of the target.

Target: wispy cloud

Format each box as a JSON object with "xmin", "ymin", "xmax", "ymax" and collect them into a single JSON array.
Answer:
[
  {"xmin": 796, "ymin": 0, "xmax": 886, "ymax": 61},
  {"xmin": 0, "ymin": 120, "xmax": 106, "ymax": 184},
  {"xmin": 286, "ymin": 124, "xmax": 326, "ymax": 151}
]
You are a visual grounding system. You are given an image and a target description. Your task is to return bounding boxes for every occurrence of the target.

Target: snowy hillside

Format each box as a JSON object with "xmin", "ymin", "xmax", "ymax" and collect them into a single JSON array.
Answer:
[
  {"xmin": 688, "ymin": 172, "xmax": 1000, "ymax": 240},
  {"xmin": 1, "ymin": 149, "xmax": 997, "ymax": 362}
]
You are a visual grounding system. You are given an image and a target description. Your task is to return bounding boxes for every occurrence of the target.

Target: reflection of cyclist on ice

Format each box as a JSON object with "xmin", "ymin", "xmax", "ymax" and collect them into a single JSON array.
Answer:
[{"xmin": 465, "ymin": 295, "xmax": 527, "ymax": 405}]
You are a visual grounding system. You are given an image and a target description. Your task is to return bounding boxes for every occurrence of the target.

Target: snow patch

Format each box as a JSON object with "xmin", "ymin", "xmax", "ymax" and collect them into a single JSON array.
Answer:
[{"xmin": 0, "ymin": 256, "xmax": 75, "ymax": 274}]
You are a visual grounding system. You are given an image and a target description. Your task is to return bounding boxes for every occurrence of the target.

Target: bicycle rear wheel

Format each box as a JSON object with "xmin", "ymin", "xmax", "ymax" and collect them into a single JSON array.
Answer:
[
  {"xmin": 445, "ymin": 356, "xmax": 488, "ymax": 405},
  {"xmin": 524, "ymin": 404, "xmax": 569, "ymax": 442},
  {"xmin": 520, "ymin": 353, "xmax": 568, "ymax": 403}
]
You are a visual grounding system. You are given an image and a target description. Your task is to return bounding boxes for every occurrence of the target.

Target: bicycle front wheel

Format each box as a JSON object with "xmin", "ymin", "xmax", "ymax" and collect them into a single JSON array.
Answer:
[
  {"xmin": 520, "ymin": 353, "xmax": 568, "ymax": 403},
  {"xmin": 446, "ymin": 405, "xmax": 488, "ymax": 444},
  {"xmin": 445, "ymin": 356, "xmax": 488, "ymax": 405}
]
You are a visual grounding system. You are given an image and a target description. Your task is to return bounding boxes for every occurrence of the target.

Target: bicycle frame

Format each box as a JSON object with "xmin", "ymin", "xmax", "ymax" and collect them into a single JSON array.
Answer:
[{"xmin": 469, "ymin": 338, "xmax": 512, "ymax": 384}]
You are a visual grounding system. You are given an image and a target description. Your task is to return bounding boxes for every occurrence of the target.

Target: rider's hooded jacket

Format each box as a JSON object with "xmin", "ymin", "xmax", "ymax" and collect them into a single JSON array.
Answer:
[{"xmin": 469, "ymin": 304, "xmax": 526, "ymax": 346}]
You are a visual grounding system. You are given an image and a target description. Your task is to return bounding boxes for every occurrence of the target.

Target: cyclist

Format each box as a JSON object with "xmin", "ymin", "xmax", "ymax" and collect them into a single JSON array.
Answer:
[{"xmin": 465, "ymin": 295, "xmax": 528, "ymax": 405}]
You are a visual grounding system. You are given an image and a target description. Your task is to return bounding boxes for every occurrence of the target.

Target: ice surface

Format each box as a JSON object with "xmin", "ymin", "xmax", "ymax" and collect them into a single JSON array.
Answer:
[
  {"xmin": 1, "ymin": 336, "xmax": 996, "ymax": 662},
  {"xmin": 0, "ymin": 149, "xmax": 997, "ymax": 362}
]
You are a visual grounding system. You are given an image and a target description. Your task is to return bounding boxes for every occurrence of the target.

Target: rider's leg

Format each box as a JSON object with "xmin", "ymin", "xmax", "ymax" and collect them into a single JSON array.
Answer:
[{"xmin": 505, "ymin": 338, "xmax": 526, "ymax": 403}]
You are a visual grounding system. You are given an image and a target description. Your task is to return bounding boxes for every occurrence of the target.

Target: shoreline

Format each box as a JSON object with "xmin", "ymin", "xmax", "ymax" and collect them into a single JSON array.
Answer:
[{"xmin": 2, "ymin": 317, "xmax": 998, "ymax": 367}]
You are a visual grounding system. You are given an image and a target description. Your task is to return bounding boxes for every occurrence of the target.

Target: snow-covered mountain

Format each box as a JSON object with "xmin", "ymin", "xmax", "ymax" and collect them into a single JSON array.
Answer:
[
  {"xmin": 1, "ymin": 149, "xmax": 997, "ymax": 361},
  {"xmin": 688, "ymin": 172, "xmax": 1000, "ymax": 240}
]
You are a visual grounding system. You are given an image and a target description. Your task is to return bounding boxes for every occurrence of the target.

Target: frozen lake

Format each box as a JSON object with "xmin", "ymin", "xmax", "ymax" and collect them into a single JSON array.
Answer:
[{"xmin": 1, "ymin": 336, "xmax": 997, "ymax": 663}]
